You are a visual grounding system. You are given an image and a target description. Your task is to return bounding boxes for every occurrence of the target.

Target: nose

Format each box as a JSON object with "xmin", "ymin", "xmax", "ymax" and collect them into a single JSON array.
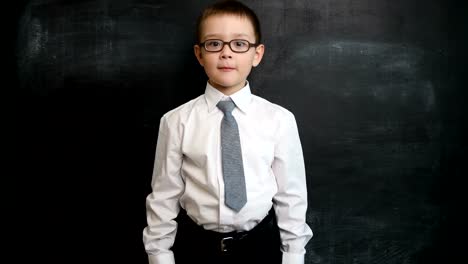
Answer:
[{"xmin": 220, "ymin": 43, "xmax": 233, "ymax": 59}]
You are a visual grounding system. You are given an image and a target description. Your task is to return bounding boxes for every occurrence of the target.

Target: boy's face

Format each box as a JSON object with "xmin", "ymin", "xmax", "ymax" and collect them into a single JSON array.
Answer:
[{"xmin": 194, "ymin": 14, "xmax": 264, "ymax": 95}]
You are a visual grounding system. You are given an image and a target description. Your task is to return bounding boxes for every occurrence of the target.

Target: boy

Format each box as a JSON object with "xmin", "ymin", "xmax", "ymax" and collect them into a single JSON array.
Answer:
[{"xmin": 143, "ymin": 1, "xmax": 312, "ymax": 263}]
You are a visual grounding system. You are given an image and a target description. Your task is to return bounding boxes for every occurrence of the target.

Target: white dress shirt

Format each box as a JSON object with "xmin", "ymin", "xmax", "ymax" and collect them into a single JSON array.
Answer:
[{"xmin": 143, "ymin": 81, "xmax": 313, "ymax": 264}]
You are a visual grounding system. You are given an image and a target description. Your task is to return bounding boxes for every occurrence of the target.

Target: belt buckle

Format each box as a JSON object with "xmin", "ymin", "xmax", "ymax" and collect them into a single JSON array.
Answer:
[{"xmin": 220, "ymin": 236, "xmax": 234, "ymax": 252}]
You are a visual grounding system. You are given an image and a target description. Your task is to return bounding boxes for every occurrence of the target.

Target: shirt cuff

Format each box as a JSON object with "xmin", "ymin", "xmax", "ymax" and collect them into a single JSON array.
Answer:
[
  {"xmin": 148, "ymin": 251, "xmax": 175, "ymax": 264},
  {"xmin": 282, "ymin": 251, "xmax": 305, "ymax": 264}
]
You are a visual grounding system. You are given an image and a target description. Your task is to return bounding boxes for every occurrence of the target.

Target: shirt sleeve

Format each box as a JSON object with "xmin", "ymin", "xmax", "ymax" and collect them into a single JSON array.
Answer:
[
  {"xmin": 271, "ymin": 111, "xmax": 313, "ymax": 264},
  {"xmin": 143, "ymin": 115, "xmax": 185, "ymax": 264}
]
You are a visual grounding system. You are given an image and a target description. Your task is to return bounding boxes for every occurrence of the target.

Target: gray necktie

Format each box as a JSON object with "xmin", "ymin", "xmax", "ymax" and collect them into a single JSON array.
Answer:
[{"xmin": 217, "ymin": 99, "xmax": 247, "ymax": 212}]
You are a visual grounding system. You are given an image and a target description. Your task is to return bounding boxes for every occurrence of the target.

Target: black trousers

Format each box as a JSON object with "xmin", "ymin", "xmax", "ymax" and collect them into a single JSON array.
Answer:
[{"xmin": 172, "ymin": 208, "xmax": 282, "ymax": 264}]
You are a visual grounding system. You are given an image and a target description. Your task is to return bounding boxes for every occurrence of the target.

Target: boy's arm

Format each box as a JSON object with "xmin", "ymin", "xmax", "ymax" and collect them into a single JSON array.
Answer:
[
  {"xmin": 272, "ymin": 111, "xmax": 313, "ymax": 264},
  {"xmin": 143, "ymin": 115, "xmax": 184, "ymax": 264}
]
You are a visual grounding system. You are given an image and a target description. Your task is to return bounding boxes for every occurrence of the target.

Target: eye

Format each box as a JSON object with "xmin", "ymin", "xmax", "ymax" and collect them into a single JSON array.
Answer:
[
  {"xmin": 234, "ymin": 40, "xmax": 248, "ymax": 47},
  {"xmin": 206, "ymin": 40, "xmax": 222, "ymax": 47}
]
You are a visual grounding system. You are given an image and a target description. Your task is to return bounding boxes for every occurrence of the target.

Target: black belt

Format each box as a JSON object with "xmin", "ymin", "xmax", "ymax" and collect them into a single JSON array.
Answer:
[{"xmin": 176, "ymin": 208, "xmax": 276, "ymax": 254}]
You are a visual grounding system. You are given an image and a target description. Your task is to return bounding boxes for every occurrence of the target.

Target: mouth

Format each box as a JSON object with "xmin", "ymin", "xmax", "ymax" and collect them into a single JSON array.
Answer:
[{"xmin": 218, "ymin": 66, "xmax": 236, "ymax": 72}]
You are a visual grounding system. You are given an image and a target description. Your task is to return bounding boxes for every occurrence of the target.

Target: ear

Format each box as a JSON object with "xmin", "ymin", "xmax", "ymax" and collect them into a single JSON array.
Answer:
[
  {"xmin": 194, "ymin": 45, "xmax": 204, "ymax": 67},
  {"xmin": 252, "ymin": 44, "xmax": 265, "ymax": 67}
]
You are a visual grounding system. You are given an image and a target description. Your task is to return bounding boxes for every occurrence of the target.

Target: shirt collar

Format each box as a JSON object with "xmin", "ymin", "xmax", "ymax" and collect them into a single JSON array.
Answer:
[{"xmin": 204, "ymin": 81, "xmax": 252, "ymax": 113}]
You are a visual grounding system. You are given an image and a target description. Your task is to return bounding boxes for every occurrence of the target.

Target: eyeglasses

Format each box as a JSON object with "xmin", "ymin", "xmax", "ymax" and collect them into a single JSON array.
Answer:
[{"xmin": 199, "ymin": 39, "xmax": 258, "ymax": 53}]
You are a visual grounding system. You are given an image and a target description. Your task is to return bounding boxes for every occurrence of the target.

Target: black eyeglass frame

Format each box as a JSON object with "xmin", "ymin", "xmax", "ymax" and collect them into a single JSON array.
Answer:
[{"xmin": 198, "ymin": 39, "xmax": 259, "ymax": 53}]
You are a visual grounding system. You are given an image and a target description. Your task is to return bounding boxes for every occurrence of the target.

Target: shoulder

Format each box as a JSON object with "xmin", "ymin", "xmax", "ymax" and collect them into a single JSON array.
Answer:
[
  {"xmin": 163, "ymin": 95, "xmax": 204, "ymax": 119},
  {"xmin": 251, "ymin": 94, "xmax": 296, "ymax": 122},
  {"xmin": 160, "ymin": 94, "xmax": 205, "ymax": 128}
]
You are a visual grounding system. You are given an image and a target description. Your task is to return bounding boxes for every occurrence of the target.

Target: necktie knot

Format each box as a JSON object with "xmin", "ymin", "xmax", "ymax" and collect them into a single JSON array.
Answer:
[{"xmin": 217, "ymin": 99, "xmax": 236, "ymax": 114}]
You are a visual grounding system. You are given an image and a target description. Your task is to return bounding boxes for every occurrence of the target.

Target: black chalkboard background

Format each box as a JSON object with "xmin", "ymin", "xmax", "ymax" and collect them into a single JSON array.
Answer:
[{"xmin": 12, "ymin": 0, "xmax": 466, "ymax": 263}]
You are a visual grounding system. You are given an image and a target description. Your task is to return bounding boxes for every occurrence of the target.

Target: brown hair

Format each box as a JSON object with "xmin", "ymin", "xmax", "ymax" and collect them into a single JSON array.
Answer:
[{"xmin": 195, "ymin": 0, "xmax": 262, "ymax": 44}]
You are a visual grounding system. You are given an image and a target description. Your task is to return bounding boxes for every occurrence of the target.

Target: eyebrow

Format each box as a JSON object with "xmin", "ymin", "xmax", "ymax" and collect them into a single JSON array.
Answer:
[{"xmin": 203, "ymin": 33, "xmax": 251, "ymax": 39}]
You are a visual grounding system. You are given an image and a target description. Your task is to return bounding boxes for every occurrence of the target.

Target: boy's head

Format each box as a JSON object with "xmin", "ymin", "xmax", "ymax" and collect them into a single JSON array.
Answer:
[
  {"xmin": 195, "ymin": 0, "xmax": 262, "ymax": 44},
  {"xmin": 194, "ymin": 0, "xmax": 265, "ymax": 95}
]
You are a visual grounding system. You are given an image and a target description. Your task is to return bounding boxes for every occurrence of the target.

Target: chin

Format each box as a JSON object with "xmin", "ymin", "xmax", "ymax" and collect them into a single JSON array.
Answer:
[{"xmin": 212, "ymin": 80, "xmax": 238, "ymax": 89}]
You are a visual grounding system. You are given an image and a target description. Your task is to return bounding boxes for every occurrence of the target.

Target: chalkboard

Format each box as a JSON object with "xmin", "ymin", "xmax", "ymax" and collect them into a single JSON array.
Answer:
[{"xmin": 15, "ymin": 0, "xmax": 466, "ymax": 263}]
